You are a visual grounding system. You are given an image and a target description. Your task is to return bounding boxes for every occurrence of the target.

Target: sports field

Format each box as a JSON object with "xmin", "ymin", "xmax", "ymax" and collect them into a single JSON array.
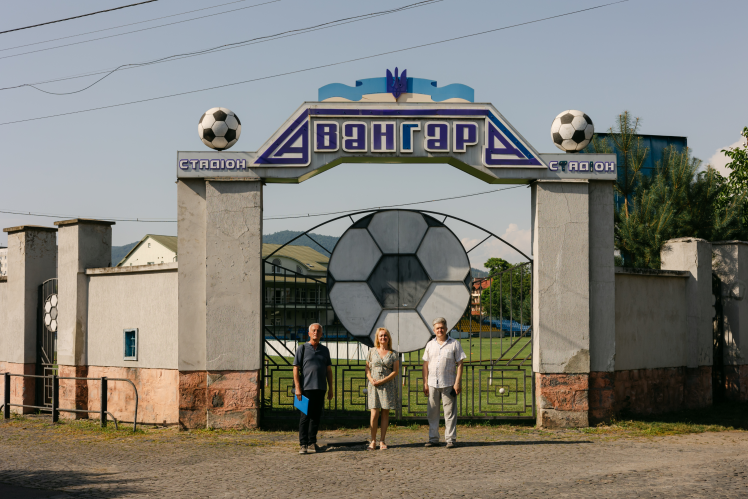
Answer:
[{"xmin": 263, "ymin": 336, "xmax": 533, "ymax": 419}]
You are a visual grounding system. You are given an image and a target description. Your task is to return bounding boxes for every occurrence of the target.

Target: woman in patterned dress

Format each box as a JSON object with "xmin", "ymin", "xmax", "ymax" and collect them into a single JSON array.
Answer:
[{"xmin": 365, "ymin": 327, "xmax": 399, "ymax": 450}]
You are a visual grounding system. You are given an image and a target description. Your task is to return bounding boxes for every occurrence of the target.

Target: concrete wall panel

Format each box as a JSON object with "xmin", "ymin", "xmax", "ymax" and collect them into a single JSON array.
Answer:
[
  {"xmin": 614, "ymin": 273, "xmax": 688, "ymax": 371},
  {"xmin": 205, "ymin": 181, "xmax": 263, "ymax": 372},
  {"xmin": 177, "ymin": 179, "xmax": 207, "ymax": 371},
  {"xmin": 589, "ymin": 181, "xmax": 616, "ymax": 372},
  {"xmin": 661, "ymin": 238, "xmax": 713, "ymax": 368},
  {"xmin": 4, "ymin": 228, "xmax": 57, "ymax": 364},
  {"xmin": 532, "ymin": 181, "xmax": 590, "ymax": 373},
  {"xmin": 87, "ymin": 268, "xmax": 178, "ymax": 369}
]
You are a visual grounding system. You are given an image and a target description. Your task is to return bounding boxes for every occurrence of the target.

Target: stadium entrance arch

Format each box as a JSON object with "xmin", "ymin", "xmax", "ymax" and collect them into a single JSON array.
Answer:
[{"xmin": 175, "ymin": 73, "xmax": 617, "ymax": 429}]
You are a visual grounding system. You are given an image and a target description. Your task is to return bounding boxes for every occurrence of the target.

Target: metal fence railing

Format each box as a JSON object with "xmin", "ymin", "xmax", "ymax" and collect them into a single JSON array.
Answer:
[{"xmin": 1, "ymin": 372, "xmax": 139, "ymax": 431}]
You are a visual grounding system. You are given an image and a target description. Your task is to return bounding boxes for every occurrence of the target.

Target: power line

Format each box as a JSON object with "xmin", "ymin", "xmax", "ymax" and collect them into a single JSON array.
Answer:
[
  {"xmin": 263, "ymin": 185, "xmax": 526, "ymax": 220},
  {"xmin": 0, "ymin": 1, "xmax": 438, "ymax": 91},
  {"xmin": 0, "ymin": 0, "xmax": 280, "ymax": 61},
  {"xmin": 2, "ymin": 0, "xmax": 442, "ymax": 95},
  {"xmin": 0, "ymin": 0, "xmax": 628, "ymax": 126},
  {"xmin": 0, "ymin": 1, "xmax": 159, "ymax": 35},
  {"xmin": 0, "ymin": 0, "xmax": 259, "ymax": 53},
  {"xmin": 0, "ymin": 185, "xmax": 526, "ymax": 223}
]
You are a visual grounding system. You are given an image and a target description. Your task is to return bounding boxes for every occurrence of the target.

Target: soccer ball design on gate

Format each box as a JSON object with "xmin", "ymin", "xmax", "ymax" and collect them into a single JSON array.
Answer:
[
  {"xmin": 550, "ymin": 110, "xmax": 594, "ymax": 152},
  {"xmin": 44, "ymin": 294, "xmax": 58, "ymax": 333},
  {"xmin": 327, "ymin": 210, "xmax": 472, "ymax": 353},
  {"xmin": 198, "ymin": 107, "xmax": 241, "ymax": 150}
]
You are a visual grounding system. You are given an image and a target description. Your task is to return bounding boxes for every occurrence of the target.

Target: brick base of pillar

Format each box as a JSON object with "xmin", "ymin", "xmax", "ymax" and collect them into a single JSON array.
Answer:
[
  {"xmin": 59, "ymin": 365, "xmax": 89, "ymax": 420},
  {"xmin": 589, "ymin": 371, "xmax": 615, "ymax": 425},
  {"xmin": 684, "ymin": 366, "xmax": 712, "ymax": 409},
  {"xmin": 0, "ymin": 361, "xmax": 36, "ymax": 414},
  {"xmin": 536, "ymin": 373, "xmax": 589, "ymax": 428},
  {"xmin": 179, "ymin": 370, "xmax": 259, "ymax": 430},
  {"xmin": 725, "ymin": 365, "xmax": 748, "ymax": 402}
]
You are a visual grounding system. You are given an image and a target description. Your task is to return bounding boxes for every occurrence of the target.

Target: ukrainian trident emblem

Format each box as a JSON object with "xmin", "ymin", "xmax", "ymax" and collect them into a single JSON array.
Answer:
[{"xmin": 386, "ymin": 67, "xmax": 407, "ymax": 99}]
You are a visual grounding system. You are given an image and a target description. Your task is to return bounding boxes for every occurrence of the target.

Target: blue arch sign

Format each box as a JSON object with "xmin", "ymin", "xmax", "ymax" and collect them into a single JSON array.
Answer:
[{"xmin": 177, "ymin": 75, "xmax": 616, "ymax": 184}]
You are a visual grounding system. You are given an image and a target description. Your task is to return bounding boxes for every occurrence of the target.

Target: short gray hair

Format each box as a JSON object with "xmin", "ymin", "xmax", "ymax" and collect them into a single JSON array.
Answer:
[
  {"xmin": 432, "ymin": 317, "xmax": 447, "ymax": 327},
  {"xmin": 309, "ymin": 323, "xmax": 323, "ymax": 331}
]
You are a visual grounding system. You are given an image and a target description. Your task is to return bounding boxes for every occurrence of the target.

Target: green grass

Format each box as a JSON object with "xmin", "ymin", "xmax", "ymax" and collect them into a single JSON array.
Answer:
[{"xmin": 263, "ymin": 336, "xmax": 534, "ymax": 420}]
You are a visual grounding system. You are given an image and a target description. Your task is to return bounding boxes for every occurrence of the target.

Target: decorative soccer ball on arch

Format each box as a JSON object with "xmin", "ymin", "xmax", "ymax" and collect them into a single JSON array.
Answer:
[
  {"xmin": 44, "ymin": 293, "xmax": 58, "ymax": 333},
  {"xmin": 326, "ymin": 210, "xmax": 472, "ymax": 353},
  {"xmin": 198, "ymin": 107, "xmax": 242, "ymax": 150},
  {"xmin": 550, "ymin": 110, "xmax": 594, "ymax": 152}
]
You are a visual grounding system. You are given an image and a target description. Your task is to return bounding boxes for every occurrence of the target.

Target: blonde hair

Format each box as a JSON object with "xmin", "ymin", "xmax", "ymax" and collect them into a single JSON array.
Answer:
[{"xmin": 373, "ymin": 327, "xmax": 393, "ymax": 350}]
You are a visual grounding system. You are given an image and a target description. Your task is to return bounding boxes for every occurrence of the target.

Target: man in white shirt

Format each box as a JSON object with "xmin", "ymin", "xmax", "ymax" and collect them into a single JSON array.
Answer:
[{"xmin": 422, "ymin": 317, "xmax": 467, "ymax": 448}]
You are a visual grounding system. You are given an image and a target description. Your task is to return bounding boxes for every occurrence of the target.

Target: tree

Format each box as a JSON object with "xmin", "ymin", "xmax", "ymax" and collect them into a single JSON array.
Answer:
[
  {"xmin": 479, "ymin": 258, "xmax": 531, "ymax": 326},
  {"xmin": 717, "ymin": 127, "xmax": 748, "ymax": 227},
  {"xmin": 585, "ymin": 111, "xmax": 649, "ymax": 218},
  {"xmin": 616, "ymin": 146, "xmax": 745, "ymax": 268}
]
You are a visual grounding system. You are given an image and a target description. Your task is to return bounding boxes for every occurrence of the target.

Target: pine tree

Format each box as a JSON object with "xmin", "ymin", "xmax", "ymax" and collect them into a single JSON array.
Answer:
[{"xmin": 616, "ymin": 146, "xmax": 744, "ymax": 268}]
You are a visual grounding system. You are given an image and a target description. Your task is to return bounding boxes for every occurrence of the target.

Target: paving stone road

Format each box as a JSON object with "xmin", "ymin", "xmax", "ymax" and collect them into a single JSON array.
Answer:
[{"xmin": 1, "ymin": 417, "xmax": 747, "ymax": 498}]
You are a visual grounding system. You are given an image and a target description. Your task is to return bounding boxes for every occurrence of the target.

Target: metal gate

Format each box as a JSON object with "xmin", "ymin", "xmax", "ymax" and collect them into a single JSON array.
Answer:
[
  {"xmin": 260, "ymin": 210, "xmax": 534, "ymax": 423},
  {"xmin": 37, "ymin": 278, "xmax": 58, "ymax": 407}
]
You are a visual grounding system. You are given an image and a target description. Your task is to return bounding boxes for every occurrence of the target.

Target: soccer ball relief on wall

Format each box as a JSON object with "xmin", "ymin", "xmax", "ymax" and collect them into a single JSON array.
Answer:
[
  {"xmin": 327, "ymin": 210, "xmax": 472, "ymax": 353},
  {"xmin": 198, "ymin": 107, "xmax": 242, "ymax": 150}
]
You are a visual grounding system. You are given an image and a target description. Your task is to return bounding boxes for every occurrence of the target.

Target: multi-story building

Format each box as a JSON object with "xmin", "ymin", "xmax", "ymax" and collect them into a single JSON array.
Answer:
[{"xmin": 0, "ymin": 246, "xmax": 7, "ymax": 276}]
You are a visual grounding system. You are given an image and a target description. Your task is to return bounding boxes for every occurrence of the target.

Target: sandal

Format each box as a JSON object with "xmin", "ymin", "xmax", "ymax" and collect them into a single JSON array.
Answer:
[
  {"xmin": 379, "ymin": 441, "xmax": 388, "ymax": 450},
  {"xmin": 367, "ymin": 440, "xmax": 376, "ymax": 451}
]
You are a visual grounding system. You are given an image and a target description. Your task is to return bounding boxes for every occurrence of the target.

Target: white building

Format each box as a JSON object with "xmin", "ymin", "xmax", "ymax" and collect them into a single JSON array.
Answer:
[
  {"xmin": 117, "ymin": 235, "xmax": 178, "ymax": 266},
  {"xmin": 0, "ymin": 246, "xmax": 7, "ymax": 276}
]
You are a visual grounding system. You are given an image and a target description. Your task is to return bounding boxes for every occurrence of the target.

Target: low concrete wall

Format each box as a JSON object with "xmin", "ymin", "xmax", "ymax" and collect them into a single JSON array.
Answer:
[
  {"xmin": 86, "ymin": 263, "xmax": 178, "ymax": 370},
  {"xmin": 614, "ymin": 268, "xmax": 689, "ymax": 371},
  {"xmin": 86, "ymin": 366, "xmax": 179, "ymax": 425},
  {"xmin": 601, "ymin": 267, "xmax": 711, "ymax": 418}
]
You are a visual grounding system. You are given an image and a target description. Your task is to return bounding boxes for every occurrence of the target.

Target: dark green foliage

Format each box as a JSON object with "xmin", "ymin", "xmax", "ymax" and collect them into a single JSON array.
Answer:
[
  {"xmin": 616, "ymin": 146, "xmax": 745, "ymax": 268},
  {"xmin": 479, "ymin": 258, "xmax": 531, "ymax": 325},
  {"xmin": 717, "ymin": 127, "xmax": 748, "ymax": 226}
]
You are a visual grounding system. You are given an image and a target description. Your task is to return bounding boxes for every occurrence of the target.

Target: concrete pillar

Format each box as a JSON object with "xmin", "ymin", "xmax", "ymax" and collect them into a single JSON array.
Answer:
[
  {"xmin": 531, "ymin": 180, "xmax": 590, "ymax": 428},
  {"xmin": 712, "ymin": 242, "xmax": 748, "ymax": 401},
  {"xmin": 177, "ymin": 179, "xmax": 208, "ymax": 428},
  {"xmin": 54, "ymin": 219, "xmax": 114, "ymax": 418},
  {"xmin": 177, "ymin": 179, "xmax": 263, "ymax": 429},
  {"xmin": 661, "ymin": 237, "xmax": 713, "ymax": 408},
  {"xmin": 0, "ymin": 225, "xmax": 57, "ymax": 413},
  {"xmin": 588, "ymin": 180, "xmax": 616, "ymax": 424}
]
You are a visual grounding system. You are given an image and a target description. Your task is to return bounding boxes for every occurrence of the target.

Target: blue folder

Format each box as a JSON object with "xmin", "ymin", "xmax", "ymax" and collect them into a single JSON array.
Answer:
[{"xmin": 294, "ymin": 395, "xmax": 309, "ymax": 415}]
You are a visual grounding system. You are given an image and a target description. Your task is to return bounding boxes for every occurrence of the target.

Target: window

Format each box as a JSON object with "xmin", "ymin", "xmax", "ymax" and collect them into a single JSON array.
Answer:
[
  {"xmin": 272, "ymin": 258, "xmax": 282, "ymax": 274},
  {"xmin": 148, "ymin": 242, "xmax": 151, "ymax": 248},
  {"xmin": 124, "ymin": 329, "xmax": 138, "ymax": 360},
  {"xmin": 296, "ymin": 265, "xmax": 304, "ymax": 275}
]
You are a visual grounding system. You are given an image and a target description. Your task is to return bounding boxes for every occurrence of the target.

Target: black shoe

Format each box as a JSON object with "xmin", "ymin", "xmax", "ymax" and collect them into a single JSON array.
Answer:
[{"xmin": 424, "ymin": 441, "xmax": 438, "ymax": 447}]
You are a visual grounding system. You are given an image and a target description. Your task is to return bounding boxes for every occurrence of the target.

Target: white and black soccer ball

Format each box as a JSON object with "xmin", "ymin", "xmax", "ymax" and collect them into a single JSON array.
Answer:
[
  {"xmin": 327, "ymin": 210, "xmax": 472, "ymax": 352},
  {"xmin": 198, "ymin": 107, "xmax": 241, "ymax": 150},
  {"xmin": 551, "ymin": 110, "xmax": 594, "ymax": 152}
]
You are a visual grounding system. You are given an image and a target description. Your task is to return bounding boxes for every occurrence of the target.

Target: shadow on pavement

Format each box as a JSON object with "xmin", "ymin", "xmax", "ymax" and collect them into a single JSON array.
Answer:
[
  {"xmin": 324, "ymin": 439, "xmax": 593, "ymax": 451},
  {"xmin": 0, "ymin": 470, "xmax": 140, "ymax": 498}
]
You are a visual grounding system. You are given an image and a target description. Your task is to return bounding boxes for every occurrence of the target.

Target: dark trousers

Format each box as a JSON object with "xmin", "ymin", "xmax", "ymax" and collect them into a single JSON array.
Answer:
[{"xmin": 299, "ymin": 390, "xmax": 326, "ymax": 446}]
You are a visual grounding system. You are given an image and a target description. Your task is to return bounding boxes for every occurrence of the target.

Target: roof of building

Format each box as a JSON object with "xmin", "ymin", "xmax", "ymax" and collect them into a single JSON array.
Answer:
[
  {"xmin": 117, "ymin": 234, "xmax": 177, "ymax": 266},
  {"xmin": 117, "ymin": 235, "xmax": 329, "ymax": 270},
  {"xmin": 263, "ymin": 244, "xmax": 329, "ymax": 271}
]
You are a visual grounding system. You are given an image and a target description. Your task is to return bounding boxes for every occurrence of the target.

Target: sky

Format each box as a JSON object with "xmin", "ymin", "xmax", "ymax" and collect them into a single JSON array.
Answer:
[{"xmin": 1, "ymin": 0, "xmax": 746, "ymax": 268}]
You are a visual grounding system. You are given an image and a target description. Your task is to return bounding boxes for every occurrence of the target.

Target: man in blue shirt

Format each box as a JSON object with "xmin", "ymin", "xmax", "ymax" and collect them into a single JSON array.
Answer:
[{"xmin": 293, "ymin": 323, "xmax": 333, "ymax": 454}]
